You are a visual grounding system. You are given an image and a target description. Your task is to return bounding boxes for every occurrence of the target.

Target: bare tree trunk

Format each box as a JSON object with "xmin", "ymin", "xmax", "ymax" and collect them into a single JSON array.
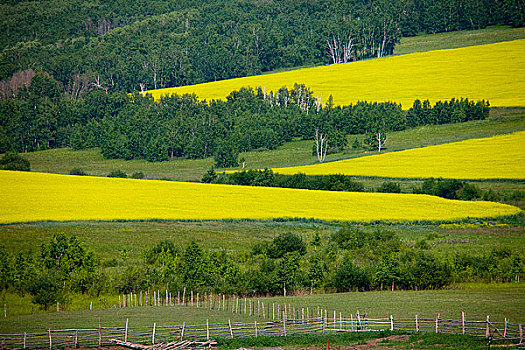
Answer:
[{"xmin": 315, "ymin": 129, "xmax": 328, "ymax": 162}]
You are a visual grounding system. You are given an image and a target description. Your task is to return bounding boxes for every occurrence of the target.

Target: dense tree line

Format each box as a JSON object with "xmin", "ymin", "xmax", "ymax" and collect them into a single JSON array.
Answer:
[
  {"xmin": 1, "ymin": 231, "xmax": 522, "ymax": 309},
  {"xmin": 0, "ymin": 0, "xmax": 523, "ymax": 96},
  {"xmin": 0, "ymin": 74, "xmax": 489, "ymax": 162}
]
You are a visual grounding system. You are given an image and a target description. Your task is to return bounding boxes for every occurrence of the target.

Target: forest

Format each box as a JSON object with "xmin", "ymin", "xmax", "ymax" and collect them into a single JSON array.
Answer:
[
  {"xmin": 0, "ymin": 0, "xmax": 523, "ymax": 97},
  {"xmin": 0, "ymin": 73, "xmax": 489, "ymax": 164}
]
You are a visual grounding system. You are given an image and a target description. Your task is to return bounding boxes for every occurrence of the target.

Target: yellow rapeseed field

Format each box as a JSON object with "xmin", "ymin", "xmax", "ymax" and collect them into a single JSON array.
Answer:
[
  {"xmin": 0, "ymin": 170, "xmax": 519, "ymax": 224},
  {"xmin": 145, "ymin": 40, "xmax": 525, "ymax": 108},
  {"xmin": 271, "ymin": 131, "xmax": 525, "ymax": 179}
]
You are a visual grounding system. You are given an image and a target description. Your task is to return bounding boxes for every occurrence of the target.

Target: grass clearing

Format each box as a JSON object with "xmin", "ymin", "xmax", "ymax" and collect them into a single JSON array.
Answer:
[
  {"xmin": 0, "ymin": 170, "xmax": 520, "ymax": 224},
  {"xmin": 271, "ymin": 131, "xmax": 525, "ymax": 180},
  {"xmin": 145, "ymin": 40, "xmax": 525, "ymax": 108}
]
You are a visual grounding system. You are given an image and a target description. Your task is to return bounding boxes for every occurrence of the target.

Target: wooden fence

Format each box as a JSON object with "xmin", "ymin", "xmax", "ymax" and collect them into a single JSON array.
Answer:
[{"xmin": 1, "ymin": 313, "xmax": 523, "ymax": 349}]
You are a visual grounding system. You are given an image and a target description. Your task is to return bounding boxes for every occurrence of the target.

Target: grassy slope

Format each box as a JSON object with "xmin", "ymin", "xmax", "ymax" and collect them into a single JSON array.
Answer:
[
  {"xmin": 1, "ymin": 221, "xmax": 524, "ymax": 267},
  {"xmin": 24, "ymin": 108, "xmax": 525, "ymax": 181},
  {"xmin": 394, "ymin": 26, "xmax": 525, "ymax": 55},
  {"xmin": 1, "ymin": 284, "xmax": 523, "ymax": 332},
  {"xmin": 270, "ymin": 131, "xmax": 525, "ymax": 180}
]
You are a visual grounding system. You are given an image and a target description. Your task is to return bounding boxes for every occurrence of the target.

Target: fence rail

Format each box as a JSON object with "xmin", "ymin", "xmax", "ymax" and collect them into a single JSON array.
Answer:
[{"xmin": 1, "ymin": 314, "xmax": 523, "ymax": 349}]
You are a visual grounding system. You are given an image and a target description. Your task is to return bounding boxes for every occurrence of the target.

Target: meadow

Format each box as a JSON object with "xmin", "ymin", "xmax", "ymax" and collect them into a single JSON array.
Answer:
[
  {"xmin": 1, "ymin": 284, "xmax": 523, "ymax": 333},
  {"xmin": 271, "ymin": 131, "xmax": 525, "ymax": 180},
  {"xmin": 145, "ymin": 40, "xmax": 525, "ymax": 109},
  {"xmin": 0, "ymin": 170, "xmax": 520, "ymax": 224}
]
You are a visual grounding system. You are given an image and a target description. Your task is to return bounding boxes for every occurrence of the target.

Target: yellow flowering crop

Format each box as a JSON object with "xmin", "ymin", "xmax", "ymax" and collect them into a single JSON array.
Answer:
[
  {"xmin": 272, "ymin": 131, "xmax": 525, "ymax": 180},
  {"xmin": 145, "ymin": 40, "xmax": 525, "ymax": 108},
  {"xmin": 0, "ymin": 170, "xmax": 519, "ymax": 224}
]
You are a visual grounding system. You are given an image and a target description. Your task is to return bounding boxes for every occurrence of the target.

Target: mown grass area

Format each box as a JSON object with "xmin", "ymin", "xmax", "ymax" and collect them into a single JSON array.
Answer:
[
  {"xmin": 23, "ymin": 108, "xmax": 525, "ymax": 182},
  {"xmin": 395, "ymin": 25, "xmax": 525, "ymax": 55},
  {"xmin": 1, "ymin": 284, "xmax": 523, "ymax": 333}
]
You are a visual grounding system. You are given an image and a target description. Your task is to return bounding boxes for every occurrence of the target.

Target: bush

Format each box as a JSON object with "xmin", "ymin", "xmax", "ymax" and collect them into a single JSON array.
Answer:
[
  {"xmin": 269, "ymin": 232, "xmax": 307, "ymax": 259},
  {"xmin": 201, "ymin": 167, "xmax": 217, "ymax": 183},
  {"xmin": 131, "ymin": 171, "xmax": 145, "ymax": 179},
  {"xmin": 377, "ymin": 181, "xmax": 401, "ymax": 193},
  {"xmin": 107, "ymin": 169, "xmax": 127, "ymax": 178},
  {"xmin": 69, "ymin": 168, "xmax": 87, "ymax": 176},
  {"xmin": 0, "ymin": 152, "xmax": 30, "ymax": 171}
]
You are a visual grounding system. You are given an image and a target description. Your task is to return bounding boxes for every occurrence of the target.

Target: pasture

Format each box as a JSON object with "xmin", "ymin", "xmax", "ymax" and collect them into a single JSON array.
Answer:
[
  {"xmin": 0, "ymin": 284, "xmax": 523, "ymax": 333},
  {"xmin": 271, "ymin": 131, "xmax": 525, "ymax": 180},
  {"xmin": 0, "ymin": 170, "xmax": 520, "ymax": 224},
  {"xmin": 145, "ymin": 40, "xmax": 525, "ymax": 108}
]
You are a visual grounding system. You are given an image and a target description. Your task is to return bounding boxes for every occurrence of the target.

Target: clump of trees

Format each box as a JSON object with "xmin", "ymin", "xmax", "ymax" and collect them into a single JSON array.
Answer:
[{"xmin": 0, "ymin": 152, "xmax": 30, "ymax": 171}]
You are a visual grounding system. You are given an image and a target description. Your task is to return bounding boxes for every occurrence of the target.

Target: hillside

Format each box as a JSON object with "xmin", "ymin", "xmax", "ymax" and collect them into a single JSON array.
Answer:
[
  {"xmin": 145, "ymin": 39, "xmax": 525, "ymax": 108},
  {"xmin": 1, "ymin": 0, "xmax": 523, "ymax": 95},
  {"xmin": 270, "ymin": 131, "xmax": 525, "ymax": 180}
]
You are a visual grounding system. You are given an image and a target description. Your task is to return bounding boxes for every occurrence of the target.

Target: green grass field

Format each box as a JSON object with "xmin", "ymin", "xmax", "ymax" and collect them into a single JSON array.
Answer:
[
  {"xmin": 1, "ymin": 284, "xmax": 522, "ymax": 333},
  {"xmin": 1, "ymin": 220, "xmax": 524, "ymax": 264}
]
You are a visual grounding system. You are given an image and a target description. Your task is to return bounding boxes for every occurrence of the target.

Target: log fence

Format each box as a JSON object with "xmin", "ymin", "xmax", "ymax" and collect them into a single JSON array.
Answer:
[{"xmin": 1, "ymin": 313, "xmax": 523, "ymax": 349}]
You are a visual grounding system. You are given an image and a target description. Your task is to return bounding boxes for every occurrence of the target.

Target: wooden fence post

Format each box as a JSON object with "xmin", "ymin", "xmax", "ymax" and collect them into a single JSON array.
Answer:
[
  {"xmin": 486, "ymin": 315, "xmax": 490, "ymax": 338},
  {"xmin": 74, "ymin": 330, "xmax": 78, "ymax": 348},
  {"xmin": 206, "ymin": 319, "xmax": 210, "ymax": 341},
  {"xmin": 49, "ymin": 329, "xmax": 52, "ymax": 350},
  {"xmin": 23, "ymin": 332, "xmax": 26, "ymax": 349},
  {"xmin": 390, "ymin": 315, "xmax": 394, "ymax": 331},
  {"xmin": 340, "ymin": 312, "xmax": 342, "ymax": 330},
  {"xmin": 435, "ymin": 314, "xmax": 439, "ymax": 333},
  {"xmin": 333, "ymin": 310, "xmax": 336, "ymax": 329},
  {"xmin": 98, "ymin": 317, "xmax": 102, "ymax": 347},
  {"xmin": 415, "ymin": 314, "xmax": 419, "ymax": 332},
  {"xmin": 283, "ymin": 311, "xmax": 287, "ymax": 336},
  {"xmin": 228, "ymin": 319, "xmax": 234, "ymax": 339},
  {"xmin": 152, "ymin": 322, "xmax": 156, "ymax": 344},
  {"xmin": 519, "ymin": 324, "xmax": 522, "ymax": 344},
  {"xmin": 504, "ymin": 317, "xmax": 507, "ymax": 338},
  {"xmin": 180, "ymin": 322, "xmax": 185, "ymax": 341},
  {"xmin": 125, "ymin": 318, "xmax": 129, "ymax": 342},
  {"xmin": 462, "ymin": 312, "xmax": 465, "ymax": 335},
  {"xmin": 273, "ymin": 303, "xmax": 275, "ymax": 320}
]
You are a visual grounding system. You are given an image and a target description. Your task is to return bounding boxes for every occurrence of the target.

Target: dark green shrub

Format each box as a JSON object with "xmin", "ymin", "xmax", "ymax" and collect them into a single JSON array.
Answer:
[
  {"xmin": 377, "ymin": 181, "xmax": 401, "ymax": 193},
  {"xmin": 107, "ymin": 169, "xmax": 127, "ymax": 178},
  {"xmin": 0, "ymin": 152, "xmax": 30, "ymax": 171},
  {"xmin": 69, "ymin": 168, "xmax": 87, "ymax": 176},
  {"xmin": 269, "ymin": 232, "xmax": 307, "ymax": 259},
  {"xmin": 201, "ymin": 167, "xmax": 217, "ymax": 183},
  {"xmin": 131, "ymin": 171, "xmax": 145, "ymax": 179}
]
